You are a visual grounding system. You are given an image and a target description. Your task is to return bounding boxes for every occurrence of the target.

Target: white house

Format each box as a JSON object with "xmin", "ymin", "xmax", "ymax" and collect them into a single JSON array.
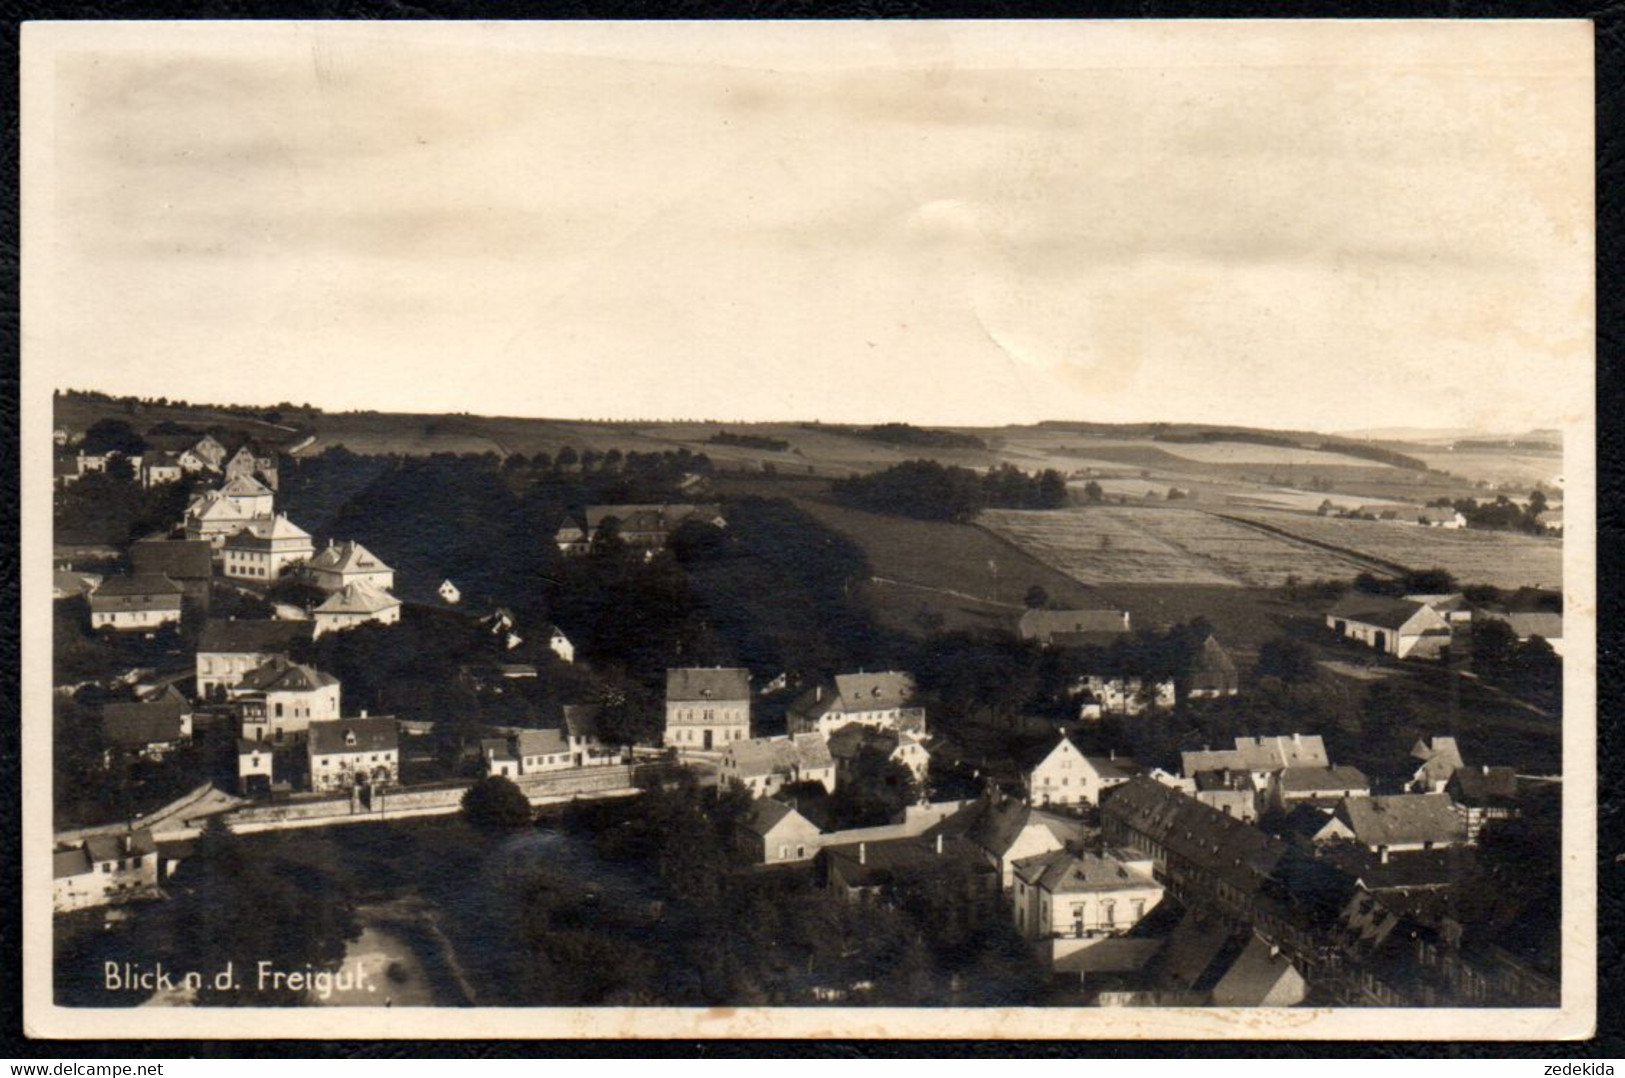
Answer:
[
  {"xmin": 231, "ymin": 657, "xmax": 342, "ymax": 743},
  {"xmin": 312, "ymin": 581, "xmax": 402, "ymax": 638},
  {"xmin": 88, "ymin": 574, "xmax": 183, "ymax": 632},
  {"xmin": 237, "ymin": 738, "xmax": 274, "ymax": 795},
  {"xmin": 1023, "ymin": 734, "xmax": 1138, "ymax": 808},
  {"xmin": 563, "ymin": 705, "xmax": 621, "ymax": 766},
  {"xmin": 221, "ymin": 515, "xmax": 315, "ymax": 581},
  {"xmin": 195, "ymin": 618, "xmax": 312, "ymax": 697},
  {"xmin": 547, "ymin": 624, "xmax": 574, "ymax": 664},
  {"xmin": 719, "ymin": 734, "xmax": 836, "ymax": 797},
  {"xmin": 304, "ymin": 540, "xmax": 395, "ymax": 593},
  {"xmin": 1011, "ymin": 847, "xmax": 1164, "ymax": 945},
  {"xmin": 786, "ymin": 671, "xmax": 926, "ymax": 738},
  {"xmin": 825, "ymin": 724, "xmax": 930, "ymax": 785},
  {"xmin": 482, "ymin": 727, "xmax": 574, "ymax": 777},
  {"xmin": 140, "ymin": 452, "xmax": 184, "ymax": 489},
  {"xmin": 1325, "ymin": 595, "xmax": 1453, "ymax": 660},
  {"xmin": 53, "ymin": 831, "xmax": 160, "ymax": 913},
  {"xmin": 664, "ymin": 667, "xmax": 751, "ymax": 750},
  {"xmin": 438, "ymin": 580, "xmax": 462, "ymax": 605},
  {"xmin": 307, "ymin": 718, "xmax": 399, "ymax": 792}
]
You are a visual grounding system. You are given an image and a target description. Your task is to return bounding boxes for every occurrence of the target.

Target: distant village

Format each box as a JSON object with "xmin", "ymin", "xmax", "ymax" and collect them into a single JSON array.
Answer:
[{"xmin": 50, "ymin": 414, "xmax": 1564, "ymax": 1009}]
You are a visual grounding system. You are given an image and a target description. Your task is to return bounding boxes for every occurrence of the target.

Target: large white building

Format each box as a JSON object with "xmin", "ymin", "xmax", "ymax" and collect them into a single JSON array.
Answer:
[
  {"xmin": 53, "ymin": 831, "xmax": 160, "ymax": 913},
  {"xmin": 311, "ymin": 581, "xmax": 403, "ymax": 638},
  {"xmin": 786, "ymin": 671, "xmax": 926, "ymax": 738},
  {"xmin": 664, "ymin": 667, "xmax": 751, "ymax": 750},
  {"xmin": 304, "ymin": 540, "xmax": 395, "ymax": 594},
  {"xmin": 87, "ymin": 574, "xmax": 183, "ymax": 632},
  {"xmin": 231, "ymin": 657, "xmax": 342, "ymax": 743},
  {"xmin": 307, "ymin": 718, "xmax": 400, "ymax": 793},
  {"xmin": 222, "ymin": 515, "xmax": 316, "ymax": 581}
]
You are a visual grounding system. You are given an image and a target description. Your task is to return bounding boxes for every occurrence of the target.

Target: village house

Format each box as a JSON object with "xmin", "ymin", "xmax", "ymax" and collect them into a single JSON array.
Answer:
[
  {"xmin": 221, "ymin": 514, "xmax": 316, "ymax": 581},
  {"xmin": 139, "ymin": 451, "xmax": 184, "ymax": 488},
  {"xmin": 826, "ymin": 723, "xmax": 931, "ymax": 786},
  {"xmin": 1180, "ymin": 734, "xmax": 1330, "ymax": 804},
  {"xmin": 100, "ymin": 687, "xmax": 193, "ymax": 764},
  {"xmin": 88, "ymin": 573, "xmax": 184, "ymax": 632},
  {"xmin": 554, "ymin": 503, "xmax": 726, "ymax": 556},
  {"xmin": 311, "ymin": 580, "xmax": 403, "ymax": 638},
  {"xmin": 130, "ymin": 536, "xmax": 213, "ymax": 616},
  {"xmin": 562, "ymin": 705, "xmax": 621, "ymax": 766},
  {"xmin": 1189, "ymin": 768, "xmax": 1260, "ymax": 823},
  {"xmin": 1535, "ymin": 508, "xmax": 1563, "ymax": 535},
  {"xmin": 786, "ymin": 671, "xmax": 926, "ymax": 739},
  {"xmin": 183, "ymin": 490, "xmax": 265, "ymax": 549},
  {"xmin": 1445, "ymin": 766, "xmax": 1521, "ymax": 843},
  {"xmin": 232, "ymin": 657, "xmax": 342, "ymax": 743},
  {"xmin": 216, "ymin": 474, "xmax": 276, "ymax": 518},
  {"xmin": 1187, "ymin": 635, "xmax": 1241, "ymax": 698},
  {"xmin": 930, "ymin": 794, "xmax": 1089, "ymax": 892},
  {"xmin": 1318, "ymin": 794, "xmax": 1468, "ymax": 859},
  {"xmin": 719, "ymin": 734, "xmax": 836, "ymax": 797},
  {"xmin": 187, "ymin": 434, "xmax": 228, "ymax": 471},
  {"xmin": 52, "ymin": 569, "xmax": 102, "ymax": 600},
  {"xmin": 664, "ymin": 667, "xmax": 751, "ymax": 750},
  {"xmin": 303, "ymin": 539, "xmax": 395, "ymax": 593},
  {"xmin": 546, "ymin": 624, "xmax": 575, "ymax": 663},
  {"xmin": 1075, "ymin": 676, "xmax": 1176, "ymax": 719},
  {"xmin": 1409, "ymin": 737, "xmax": 1466, "ymax": 793},
  {"xmin": 438, "ymin": 580, "xmax": 461, "ymax": 604},
  {"xmin": 1403, "ymin": 593, "xmax": 1474, "ymax": 625},
  {"xmin": 1413, "ymin": 507, "xmax": 1467, "ymax": 529},
  {"xmin": 1271, "ymin": 765, "xmax": 1372, "ymax": 812},
  {"xmin": 1017, "ymin": 608, "xmax": 1132, "ymax": 647},
  {"xmin": 237, "ymin": 738, "xmax": 274, "ymax": 795},
  {"xmin": 195, "ymin": 618, "xmax": 313, "ymax": 697},
  {"xmin": 821, "ymin": 833, "xmax": 1000, "ymax": 930},
  {"xmin": 1022, "ymin": 733, "xmax": 1138, "ymax": 808},
  {"xmin": 1325, "ymin": 595, "xmax": 1452, "ymax": 660},
  {"xmin": 1010, "ymin": 846, "xmax": 1164, "ymax": 948},
  {"xmin": 52, "ymin": 830, "xmax": 160, "ymax": 913},
  {"xmin": 482, "ymin": 727, "xmax": 574, "ymax": 777},
  {"xmin": 737, "ymin": 798, "xmax": 824, "ymax": 864},
  {"xmin": 1208, "ymin": 935, "xmax": 1309, "ymax": 1006},
  {"xmin": 307, "ymin": 718, "xmax": 400, "ymax": 793},
  {"xmin": 223, "ymin": 440, "xmax": 279, "ymax": 490}
]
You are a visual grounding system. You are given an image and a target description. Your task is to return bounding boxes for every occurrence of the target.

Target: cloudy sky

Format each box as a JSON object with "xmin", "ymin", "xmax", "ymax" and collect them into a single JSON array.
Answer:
[{"xmin": 24, "ymin": 20, "xmax": 1593, "ymax": 431}]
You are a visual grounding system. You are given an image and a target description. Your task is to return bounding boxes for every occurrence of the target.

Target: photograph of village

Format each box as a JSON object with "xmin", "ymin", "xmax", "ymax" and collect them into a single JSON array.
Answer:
[{"xmin": 30, "ymin": 21, "xmax": 1587, "ymax": 1021}]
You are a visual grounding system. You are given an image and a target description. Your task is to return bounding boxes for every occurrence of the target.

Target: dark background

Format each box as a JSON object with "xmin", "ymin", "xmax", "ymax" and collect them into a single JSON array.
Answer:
[{"xmin": 2, "ymin": 0, "xmax": 1620, "ymax": 1058}]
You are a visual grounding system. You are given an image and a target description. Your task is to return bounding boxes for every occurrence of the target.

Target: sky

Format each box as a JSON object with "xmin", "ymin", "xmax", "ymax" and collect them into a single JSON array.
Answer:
[{"xmin": 23, "ymin": 20, "xmax": 1595, "ymax": 432}]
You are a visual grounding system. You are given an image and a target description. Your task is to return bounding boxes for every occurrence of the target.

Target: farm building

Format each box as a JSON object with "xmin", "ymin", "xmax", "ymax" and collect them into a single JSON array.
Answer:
[
  {"xmin": 1477, "ymin": 610, "xmax": 1563, "ymax": 657},
  {"xmin": 1018, "ymin": 608, "xmax": 1131, "ymax": 647},
  {"xmin": 1325, "ymin": 595, "xmax": 1452, "ymax": 660},
  {"xmin": 1187, "ymin": 635, "xmax": 1240, "ymax": 698}
]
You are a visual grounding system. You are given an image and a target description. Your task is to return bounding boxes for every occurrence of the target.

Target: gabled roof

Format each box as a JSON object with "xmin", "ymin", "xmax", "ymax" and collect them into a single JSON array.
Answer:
[
  {"xmin": 832, "ymin": 671, "xmax": 915, "ymax": 710},
  {"xmin": 1277, "ymin": 765, "xmax": 1370, "ymax": 795},
  {"xmin": 1410, "ymin": 737, "xmax": 1465, "ymax": 787},
  {"xmin": 1447, "ymin": 765, "xmax": 1519, "ymax": 807},
  {"xmin": 1102, "ymin": 777, "xmax": 1289, "ymax": 895},
  {"xmin": 726, "ymin": 734, "xmax": 832, "ymax": 778},
  {"xmin": 225, "ymin": 515, "xmax": 312, "ymax": 547},
  {"xmin": 237, "ymin": 657, "xmax": 338, "ymax": 694},
  {"xmin": 516, "ymin": 728, "xmax": 569, "ymax": 758},
  {"xmin": 823, "ymin": 834, "xmax": 995, "ymax": 889},
  {"xmin": 198, "ymin": 617, "xmax": 312, "ymax": 653},
  {"xmin": 666, "ymin": 667, "xmax": 750, "ymax": 702},
  {"xmin": 92, "ymin": 573, "xmax": 184, "ymax": 598},
  {"xmin": 308, "ymin": 718, "xmax": 398, "ymax": 756},
  {"xmin": 1337, "ymin": 794, "xmax": 1466, "ymax": 849},
  {"xmin": 102, "ymin": 693, "xmax": 189, "ymax": 747},
  {"xmin": 1327, "ymin": 595, "xmax": 1447, "ymax": 633},
  {"xmin": 314, "ymin": 581, "xmax": 401, "ymax": 616},
  {"xmin": 1018, "ymin": 608, "xmax": 1130, "ymax": 642},
  {"xmin": 306, "ymin": 540, "xmax": 392, "ymax": 575},
  {"xmin": 1182, "ymin": 734, "xmax": 1327, "ymax": 776},
  {"xmin": 187, "ymin": 491, "xmax": 256, "ymax": 522},
  {"xmin": 1489, "ymin": 611, "xmax": 1563, "ymax": 641},
  {"xmin": 739, "ymin": 797, "xmax": 816, "ymax": 838},
  {"xmin": 1190, "ymin": 635, "xmax": 1239, "ymax": 692},
  {"xmin": 82, "ymin": 830, "xmax": 157, "ymax": 864},
  {"xmin": 1012, "ymin": 848, "xmax": 1159, "ymax": 895},
  {"xmin": 562, "ymin": 704, "xmax": 601, "ymax": 740},
  {"xmin": 1209, "ymin": 935, "xmax": 1303, "ymax": 1006},
  {"xmin": 1403, "ymin": 593, "xmax": 1469, "ymax": 613},
  {"xmin": 219, "ymin": 474, "xmax": 273, "ymax": 497},
  {"xmin": 955, "ymin": 797, "xmax": 1083, "ymax": 859},
  {"xmin": 482, "ymin": 738, "xmax": 517, "ymax": 762},
  {"xmin": 130, "ymin": 537, "xmax": 213, "ymax": 581},
  {"xmin": 53, "ymin": 569, "xmax": 102, "ymax": 597}
]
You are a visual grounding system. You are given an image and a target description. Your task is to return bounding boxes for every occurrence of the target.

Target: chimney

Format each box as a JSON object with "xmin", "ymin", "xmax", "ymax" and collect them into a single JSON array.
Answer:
[
  {"xmin": 859, "ymin": 842, "xmax": 867, "ymax": 865},
  {"xmin": 935, "ymin": 833, "xmax": 944, "ymax": 856}
]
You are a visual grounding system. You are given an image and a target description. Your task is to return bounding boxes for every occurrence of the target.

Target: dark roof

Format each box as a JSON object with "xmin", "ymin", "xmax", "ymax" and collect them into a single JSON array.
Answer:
[
  {"xmin": 308, "ymin": 718, "xmax": 398, "ymax": 756},
  {"xmin": 739, "ymin": 797, "xmax": 816, "ymax": 838},
  {"xmin": 1277, "ymin": 765, "xmax": 1371, "ymax": 795},
  {"xmin": 941, "ymin": 796, "xmax": 1083, "ymax": 859},
  {"xmin": 237, "ymin": 657, "xmax": 339, "ymax": 694},
  {"xmin": 562, "ymin": 704, "xmax": 601, "ymax": 740},
  {"xmin": 198, "ymin": 618, "xmax": 312, "ymax": 653},
  {"xmin": 91, "ymin": 573, "xmax": 183, "ymax": 598},
  {"xmin": 1326, "ymin": 595, "xmax": 1440, "ymax": 632},
  {"xmin": 1209, "ymin": 935, "xmax": 1303, "ymax": 1006},
  {"xmin": 130, "ymin": 538, "xmax": 213, "ymax": 581},
  {"xmin": 102, "ymin": 690, "xmax": 189, "ymax": 747},
  {"xmin": 1338, "ymin": 794, "xmax": 1466, "ymax": 848},
  {"xmin": 1319, "ymin": 844, "xmax": 1478, "ymax": 891},
  {"xmin": 516, "ymin": 728, "xmax": 568, "ymax": 757},
  {"xmin": 1011, "ymin": 848, "xmax": 1160, "ymax": 895},
  {"xmin": 1446, "ymin": 765, "xmax": 1519, "ymax": 807},
  {"xmin": 666, "ymin": 667, "xmax": 750, "ymax": 702},
  {"xmin": 823, "ymin": 834, "xmax": 995, "ymax": 889},
  {"xmin": 1102, "ymin": 777, "xmax": 1289, "ymax": 897},
  {"xmin": 83, "ymin": 830, "xmax": 157, "ymax": 863},
  {"xmin": 827, "ymin": 724, "xmax": 900, "ymax": 762},
  {"xmin": 1189, "ymin": 635, "xmax": 1239, "ymax": 693}
]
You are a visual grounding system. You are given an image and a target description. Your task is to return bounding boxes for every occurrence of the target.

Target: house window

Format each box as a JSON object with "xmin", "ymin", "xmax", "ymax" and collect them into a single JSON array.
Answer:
[{"xmin": 275, "ymin": 703, "xmax": 284, "ymax": 718}]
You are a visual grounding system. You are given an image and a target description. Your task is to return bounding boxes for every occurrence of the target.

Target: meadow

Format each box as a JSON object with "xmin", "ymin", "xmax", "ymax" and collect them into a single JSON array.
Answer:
[
  {"xmin": 978, "ymin": 506, "xmax": 1373, "ymax": 588},
  {"xmin": 1221, "ymin": 509, "xmax": 1564, "ymax": 591}
]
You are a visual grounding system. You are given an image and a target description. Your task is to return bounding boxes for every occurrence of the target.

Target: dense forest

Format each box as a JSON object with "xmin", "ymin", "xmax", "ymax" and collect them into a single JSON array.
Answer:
[{"xmin": 830, "ymin": 460, "xmax": 1068, "ymax": 522}]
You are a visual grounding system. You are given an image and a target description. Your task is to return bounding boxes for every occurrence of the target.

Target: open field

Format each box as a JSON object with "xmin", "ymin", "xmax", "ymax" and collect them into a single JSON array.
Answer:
[
  {"xmin": 979, "ymin": 506, "xmax": 1377, "ymax": 588},
  {"xmin": 1411, "ymin": 447, "xmax": 1565, "ymax": 489},
  {"xmin": 1220, "ymin": 509, "xmax": 1563, "ymax": 590}
]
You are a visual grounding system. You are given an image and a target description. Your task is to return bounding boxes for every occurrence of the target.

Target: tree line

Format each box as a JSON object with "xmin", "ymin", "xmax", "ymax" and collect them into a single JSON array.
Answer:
[{"xmin": 831, "ymin": 460, "xmax": 1068, "ymax": 522}]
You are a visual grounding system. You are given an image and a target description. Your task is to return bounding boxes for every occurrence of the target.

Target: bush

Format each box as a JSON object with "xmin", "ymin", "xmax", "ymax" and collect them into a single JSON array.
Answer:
[{"xmin": 461, "ymin": 775, "xmax": 533, "ymax": 830}]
